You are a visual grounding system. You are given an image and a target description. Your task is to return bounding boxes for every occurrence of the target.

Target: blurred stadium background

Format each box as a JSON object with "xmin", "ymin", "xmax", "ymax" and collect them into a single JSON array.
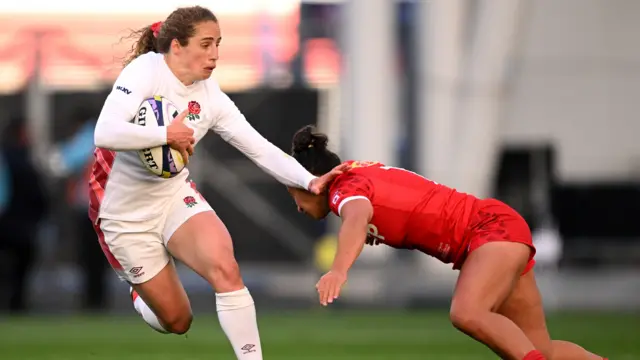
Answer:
[{"xmin": 0, "ymin": 0, "xmax": 638, "ymax": 358}]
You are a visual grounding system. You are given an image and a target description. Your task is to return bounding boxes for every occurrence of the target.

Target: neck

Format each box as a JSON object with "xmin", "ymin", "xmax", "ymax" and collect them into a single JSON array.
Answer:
[{"xmin": 164, "ymin": 54, "xmax": 195, "ymax": 86}]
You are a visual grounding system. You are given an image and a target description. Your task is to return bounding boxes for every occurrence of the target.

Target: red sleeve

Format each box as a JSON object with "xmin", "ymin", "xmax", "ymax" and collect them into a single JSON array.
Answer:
[{"xmin": 328, "ymin": 172, "xmax": 373, "ymax": 217}]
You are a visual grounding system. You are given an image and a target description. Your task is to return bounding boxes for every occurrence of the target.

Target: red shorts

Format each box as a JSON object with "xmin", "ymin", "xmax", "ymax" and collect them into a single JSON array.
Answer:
[{"xmin": 453, "ymin": 199, "xmax": 536, "ymax": 275}]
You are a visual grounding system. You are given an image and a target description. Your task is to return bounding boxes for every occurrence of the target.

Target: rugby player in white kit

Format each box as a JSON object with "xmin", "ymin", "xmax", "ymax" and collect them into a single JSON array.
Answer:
[{"xmin": 88, "ymin": 6, "xmax": 345, "ymax": 359}]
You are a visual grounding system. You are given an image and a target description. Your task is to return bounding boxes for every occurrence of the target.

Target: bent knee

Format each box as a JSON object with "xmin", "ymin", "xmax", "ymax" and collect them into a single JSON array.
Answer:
[
  {"xmin": 449, "ymin": 305, "xmax": 485, "ymax": 335},
  {"xmin": 206, "ymin": 259, "xmax": 243, "ymax": 292},
  {"xmin": 162, "ymin": 311, "xmax": 193, "ymax": 334}
]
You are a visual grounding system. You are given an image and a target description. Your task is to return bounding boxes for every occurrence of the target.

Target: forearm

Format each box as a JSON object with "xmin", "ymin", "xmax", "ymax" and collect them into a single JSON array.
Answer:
[
  {"xmin": 94, "ymin": 114, "xmax": 166, "ymax": 151},
  {"xmin": 331, "ymin": 219, "xmax": 368, "ymax": 274},
  {"xmin": 251, "ymin": 145, "xmax": 316, "ymax": 190},
  {"xmin": 225, "ymin": 127, "xmax": 316, "ymax": 190},
  {"xmin": 95, "ymin": 54, "xmax": 163, "ymax": 151},
  {"xmin": 211, "ymin": 91, "xmax": 318, "ymax": 190}
]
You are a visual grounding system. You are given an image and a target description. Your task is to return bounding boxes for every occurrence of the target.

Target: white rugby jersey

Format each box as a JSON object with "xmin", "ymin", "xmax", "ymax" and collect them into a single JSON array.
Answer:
[{"xmin": 89, "ymin": 52, "xmax": 316, "ymax": 223}]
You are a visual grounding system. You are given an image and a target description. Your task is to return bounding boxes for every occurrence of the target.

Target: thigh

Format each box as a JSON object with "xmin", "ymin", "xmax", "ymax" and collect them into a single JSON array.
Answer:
[
  {"xmin": 161, "ymin": 180, "xmax": 214, "ymax": 245},
  {"xmin": 163, "ymin": 182, "xmax": 241, "ymax": 293},
  {"xmin": 498, "ymin": 270, "xmax": 553, "ymax": 355},
  {"xmin": 132, "ymin": 260, "xmax": 192, "ymax": 323},
  {"xmin": 99, "ymin": 218, "xmax": 170, "ymax": 285},
  {"xmin": 100, "ymin": 218, "xmax": 191, "ymax": 319},
  {"xmin": 453, "ymin": 241, "xmax": 531, "ymax": 312},
  {"xmin": 168, "ymin": 212, "xmax": 242, "ymax": 293},
  {"xmin": 459, "ymin": 200, "xmax": 537, "ymax": 274}
]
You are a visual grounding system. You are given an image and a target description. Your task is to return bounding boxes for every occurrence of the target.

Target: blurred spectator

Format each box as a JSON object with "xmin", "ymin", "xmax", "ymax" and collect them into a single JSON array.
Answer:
[
  {"xmin": 0, "ymin": 116, "xmax": 49, "ymax": 313},
  {"xmin": 48, "ymin": 108, "xmax": 108, "ymax": 311},
  {"xmin": 47, "ymin": 109, "xmax": 97, "ymax": 179}
]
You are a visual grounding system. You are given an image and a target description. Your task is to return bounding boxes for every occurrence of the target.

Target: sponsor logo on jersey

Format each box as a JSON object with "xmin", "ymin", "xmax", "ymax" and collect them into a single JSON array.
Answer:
[
  {"xmin": 116, "ymin": 85, "xmax": 131, "ymax": 95},
  {"xmin": 366, "ymin": 224, "xmax": 385, "ymax": 245}
]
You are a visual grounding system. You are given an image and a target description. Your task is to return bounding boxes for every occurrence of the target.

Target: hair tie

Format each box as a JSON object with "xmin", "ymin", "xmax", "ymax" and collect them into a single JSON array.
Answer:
[{"xmin": 151, "ymin": 21, "xmax": 163, "ymax": 38}]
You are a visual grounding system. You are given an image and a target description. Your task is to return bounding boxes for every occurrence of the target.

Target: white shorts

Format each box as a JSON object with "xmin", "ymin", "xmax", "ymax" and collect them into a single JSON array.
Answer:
[{"xmin": 96, "ymin": 180, "xmax": 213, "ymax": 284}]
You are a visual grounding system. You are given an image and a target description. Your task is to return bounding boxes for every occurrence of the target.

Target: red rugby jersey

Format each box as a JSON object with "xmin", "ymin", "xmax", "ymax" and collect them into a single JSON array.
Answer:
[{"xmin": 328, "ymin": 161, "xmax": 479, "ymax": 265}]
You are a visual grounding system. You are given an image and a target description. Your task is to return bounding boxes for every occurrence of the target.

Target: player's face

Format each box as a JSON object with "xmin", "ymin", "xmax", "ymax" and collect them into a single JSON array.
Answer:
[
  {"xmin": 287, "ymin": 187, "xmax": 330, "ymax": 220},
  {"xmin": 178, "ymin": 20, "xmax": 221, "ymax": 81}
]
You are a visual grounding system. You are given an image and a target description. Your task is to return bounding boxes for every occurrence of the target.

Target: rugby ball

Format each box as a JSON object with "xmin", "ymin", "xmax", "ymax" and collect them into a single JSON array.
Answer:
[{"xmin": 132, "ymin": 96, "xmax": 186, "ymax": 178}]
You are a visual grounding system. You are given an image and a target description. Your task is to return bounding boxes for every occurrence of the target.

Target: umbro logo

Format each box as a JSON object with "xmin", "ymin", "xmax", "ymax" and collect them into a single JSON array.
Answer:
[
  {"xmin": 129, "ymin": 266, "xmax": 145, "ymax": 278},
  {"xmin": 241, "ymin": 344, "xmax": 256, "ymax": 354}
]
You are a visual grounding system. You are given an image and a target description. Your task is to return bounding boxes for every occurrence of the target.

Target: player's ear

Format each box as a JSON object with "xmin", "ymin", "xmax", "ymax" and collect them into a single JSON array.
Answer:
[{"xmin": 170, "ymin": 38, "xmax": 182, "ymax": 53}]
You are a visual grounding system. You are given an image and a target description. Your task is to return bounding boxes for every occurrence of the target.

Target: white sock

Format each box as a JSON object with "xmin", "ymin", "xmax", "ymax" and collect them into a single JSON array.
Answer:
[
  {"xmin": 216, "ymin": 287, "xmax": 263, "ymax": 359},
  {"xmin": 133, "ymin": 291, "xmax": 169, "ymax": 334}
]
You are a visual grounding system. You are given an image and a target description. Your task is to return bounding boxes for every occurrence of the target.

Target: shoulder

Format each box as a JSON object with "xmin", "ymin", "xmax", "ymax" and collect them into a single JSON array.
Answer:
[
  {"xmin": 328, "ymin": 168, "xmax": 375, "ymax": 215},
  {"xmin": 331, "ymin": 171, "xmax": 374, "ymax": 195},
  {"xmin": 328, "ymin": 160, "xmax": 386, "ymax": 200},
  {"xmin": 123, "ymin": 52, "xmax": 162, "ymax": 73},
  {"xmin": 203, "ymin": 77, "xmax": 239, "ymax": 119},
  {"xmin": 107, "ymin": 53, "xmax": 161, "ymax": 103},
  {"xmin": 201, "ymin": 76, "xmax": 227, "ymax": 102},
  {"xmin": 114, "ymin": 52, "xmax": 162, "ymax": 92}
]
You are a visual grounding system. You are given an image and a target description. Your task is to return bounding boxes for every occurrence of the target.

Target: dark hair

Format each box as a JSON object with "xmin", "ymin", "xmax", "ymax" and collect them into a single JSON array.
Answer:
[
  {"xmin": 123, "ymin": 6, "xmax": 218, "ymax": 66},
  {"xmin": 291, "ymin": 125, "xmax": 342, "ymax": 176}
]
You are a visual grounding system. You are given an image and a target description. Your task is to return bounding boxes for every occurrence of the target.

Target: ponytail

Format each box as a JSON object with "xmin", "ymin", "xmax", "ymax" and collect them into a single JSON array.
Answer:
[
  {"xmin": 291, "ymin": 125, "xmax": 342, "ymax": 176},
  {"xmin": 121, "ymin": 6, "xmax": 219, "ymax": 67},
  {"xmin": 122, "ymin": 24, "xmax": 158, "ymax": 66}
]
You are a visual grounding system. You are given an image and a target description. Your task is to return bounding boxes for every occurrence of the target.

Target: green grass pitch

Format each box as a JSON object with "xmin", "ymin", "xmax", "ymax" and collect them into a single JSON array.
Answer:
[{"xmin": 0, "ymin": 310, "xmax": 637, "ymax": 359}]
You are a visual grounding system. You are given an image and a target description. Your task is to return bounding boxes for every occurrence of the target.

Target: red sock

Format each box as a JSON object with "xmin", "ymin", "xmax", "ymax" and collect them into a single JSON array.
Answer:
[{"xmin": 523, "ymin": 350, "xmax": 546, "ymax": 360}]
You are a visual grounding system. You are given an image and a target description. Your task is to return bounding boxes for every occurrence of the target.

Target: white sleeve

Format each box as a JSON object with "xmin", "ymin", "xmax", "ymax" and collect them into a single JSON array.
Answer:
[
  {"xmin": 210, "ymin": 89, "xmax": 317, "ymax": 190},
  {"xmin": 94, "ymin": 54, "xmax": 167, "ymax": 151}
]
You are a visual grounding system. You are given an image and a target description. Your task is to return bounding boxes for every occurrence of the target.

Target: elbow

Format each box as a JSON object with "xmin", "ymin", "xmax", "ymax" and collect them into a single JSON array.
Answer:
[
  {"xmin": 93, "ymin": 123, "xmax": 111, "ymax": 149},
  {"xmin": 93, "ymin": 131, "xmax": 107, "ymax": 149}
]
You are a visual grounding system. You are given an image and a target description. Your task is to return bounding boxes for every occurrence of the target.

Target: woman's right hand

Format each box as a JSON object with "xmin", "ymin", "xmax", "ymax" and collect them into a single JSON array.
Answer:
[{"xmin": 166, "ymin": 109, "xmax": 195, "ymax": 164}]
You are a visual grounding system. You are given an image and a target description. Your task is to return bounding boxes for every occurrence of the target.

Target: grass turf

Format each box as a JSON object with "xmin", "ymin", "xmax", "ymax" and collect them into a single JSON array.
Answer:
[{"xmin": 0, "ymin": 310, "xmax": 636, "ymax": 359}]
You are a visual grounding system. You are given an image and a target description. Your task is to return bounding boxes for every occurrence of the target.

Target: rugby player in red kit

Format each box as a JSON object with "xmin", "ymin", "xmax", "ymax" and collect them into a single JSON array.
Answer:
[{"xmin": 286, "ymin": 125, "xmax": 607, "ymax": 360}]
